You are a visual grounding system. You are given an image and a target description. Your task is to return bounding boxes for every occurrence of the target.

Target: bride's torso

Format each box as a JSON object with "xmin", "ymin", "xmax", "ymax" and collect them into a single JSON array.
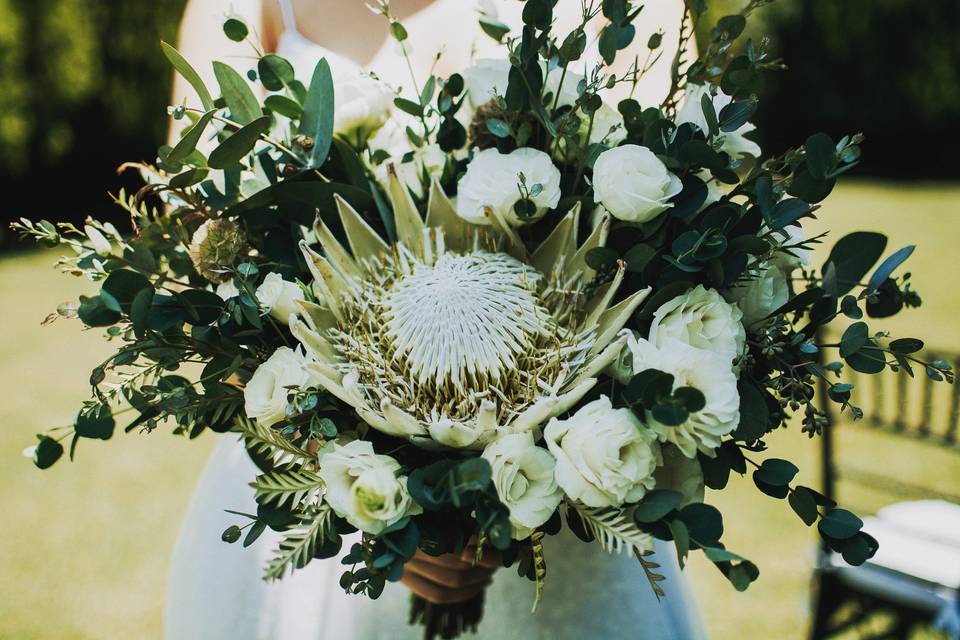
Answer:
[{"xmin": 273, "ymin": 0, "xmax": 685, "ymax": 104}]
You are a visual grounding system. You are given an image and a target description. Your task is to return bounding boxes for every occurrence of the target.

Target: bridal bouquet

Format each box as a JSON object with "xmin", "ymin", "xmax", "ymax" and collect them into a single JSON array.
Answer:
[{"xmin": 16, "ymin": 0, "xmax": 954, "ymax": 638}]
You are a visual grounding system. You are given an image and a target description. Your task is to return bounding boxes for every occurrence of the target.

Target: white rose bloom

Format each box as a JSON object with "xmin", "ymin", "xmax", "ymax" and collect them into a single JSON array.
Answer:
[
  {"xmin": 244, "ymin": 346, "xmax": 313, "ymax": 427},
  {"xmin": 677, "ymin": 83, "xmax": 761, "ymax": 159},
  {"xmin": 653, "ymin": 444, "xmax": 705, "ymax": 507},
  {"xmin": 482, "ymin": 432, "xmax": 563, "ymax": 539},
  {"xmin": 588, "ymin": 102, "xmax": 627, "ymax": 145},
  {"xmin": 456, "ymin": 147, "xmax": 561, "ymax": 227},
  {"xmin": 318, "ymin": 440, "xmax": 421, "ymax": 534},
  {"xmin": 334, "ymin": 73, "xmax": 393, "ymax": 139},
  {"xmin": 462, "ymin": 58, "xmax": 511, "ymax": 107},
  {"xmin": 544, "ymin": 396, "xmax": 661, "ymax": 508},
  {"xmin": 769, "ymin": 224, "xmax": 810, "ymax": 270},
  {"xmin": 592, "ymin": 145, "xmax": 683, "ymax": 223},
  {"xmin": 726, "ymin": 261, "xmax": 790, "ymax": 327},
  {"xmin": 256, "ymin": 272, "xmax": 305, "ymax": 325},
  {"xmin": 624, "ymin": 336, "xmax": 740, "ymax": 458},
  {"xmin": 648, "ymin": 284, "xmax": 745, "ymax": 367}
]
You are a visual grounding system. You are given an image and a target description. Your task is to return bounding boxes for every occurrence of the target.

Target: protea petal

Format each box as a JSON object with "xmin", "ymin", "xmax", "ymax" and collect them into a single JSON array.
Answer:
[
  {"xmin": 426, "ymin": 177, "xmax": 473, "ymax": 252},
  {"xmin": 531, "ymin": 202, "xmax": 580, "ymax": 276},
  {"xmin": 312, "ymin": 213, "xmax": 360, "ymax": 278},
  {"xmin": 334, "ymin": 193, "xmax": 388, "ymax": 259},
  {"xmin": 386, "ymin": 163, "xmax": 426, "ymax": 247},
  {"xmin": 590, "ymin": 286, "xmax": 652, "ymax": 356},
  {"xmin": 564, "ymin": 212, "xmax": 610, "ymax": 285}
]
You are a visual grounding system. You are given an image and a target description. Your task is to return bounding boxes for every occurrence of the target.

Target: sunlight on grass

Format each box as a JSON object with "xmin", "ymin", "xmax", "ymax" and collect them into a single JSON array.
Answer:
[{"xmin": 1, "ymin": 180, "xmax": 957, "ymax": 639}]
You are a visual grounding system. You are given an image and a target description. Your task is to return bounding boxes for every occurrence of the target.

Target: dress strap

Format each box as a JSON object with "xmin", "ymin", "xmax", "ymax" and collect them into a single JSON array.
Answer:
[{"xmin": 277, "ymin": 0, "xmax": 298, "ymax": 34}]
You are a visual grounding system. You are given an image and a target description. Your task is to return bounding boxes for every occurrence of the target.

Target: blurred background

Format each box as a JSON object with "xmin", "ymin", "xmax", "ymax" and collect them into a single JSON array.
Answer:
[{"xmin": 1, "ymin": 0, "xmax": 958, "ymax": 638}]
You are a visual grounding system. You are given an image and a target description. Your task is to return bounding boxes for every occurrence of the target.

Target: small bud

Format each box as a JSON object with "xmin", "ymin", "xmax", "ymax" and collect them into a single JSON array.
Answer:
[{"xmin": 294, "ymin": 135, "xmax": 315, "ymax": 150}]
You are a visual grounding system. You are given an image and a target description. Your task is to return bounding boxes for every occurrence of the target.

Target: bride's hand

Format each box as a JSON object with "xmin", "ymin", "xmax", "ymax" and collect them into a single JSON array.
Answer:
[{"xmin": 401, "ymin": 540, "xmax": 501, "ymax": 605}]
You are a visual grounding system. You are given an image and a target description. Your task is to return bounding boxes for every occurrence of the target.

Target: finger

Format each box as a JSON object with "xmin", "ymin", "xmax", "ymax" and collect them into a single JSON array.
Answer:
[
  {"xmin": 404, "ymin": 559, "xmax": 494, "ymax": 589},
  {"xmin": 460, "ymin": 545, "xmax": 502, "ymax": 569},
  {"xmin": 412, "ymin": 549, "xmax": 474, "ymax": 569},
  {"xmin": 400, "ymin": 571, "xmax": 487, "ymax": 605}
]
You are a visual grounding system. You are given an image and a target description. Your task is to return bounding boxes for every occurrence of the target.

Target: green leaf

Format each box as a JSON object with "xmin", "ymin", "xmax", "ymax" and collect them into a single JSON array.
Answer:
[
  {"xmin": 176, "ymin": 289, "xmax": 225, "ymax": 325},
  {"xmin": 788, "ymin": 487, "xmax": 818, "ymax": 526},
  {"xmin": 652, "ymin": 403, "xmax": 688, "ymax": 426},
  {"xmin": 839, "ymin": 321, "xmax": 869, "ymax": 357},
  {"xmin": 208, "ymin": 116, "xmax": 271, "ymax": 169},
  {"xmin": 101, "ymin": 269, "xmax": 151, "ymax": 312},
  {"xmin": 213, "ymin": 61, "xmax": 262, "ymax": 125},
  {"xmin": 767, "ymin": 198, "xmax": 809, "ymax": 231},
  {"xmin": 674, "ymin": 387, "xmax": 706, "ymax": 412},
  {"xmin": 805, "ymin": 133, "xmax": 836, "ymax": 180},
  {"xmin": 818, "ymin": 508, "xmax": 863, "ymax": 540},
  {"xmin": 623, "ymin": 244, "xmax": 656, "ymax": 273},
  {"xmin": 77, "ymin": 295, "xmax": 120, "ymax": 327},
  {"xmin": 633, "ymin": 490, "xmax": 682, "ymax": 523},
  {"xmin": 585, "ymin": 246, "xmax": 619, "ymax": 270},
  {"xmin": 667, "ymin": 518, "xmax": 690, "ymax": 567},
  {"xmin": 486, "ymin": 117, "xmax": 512, "ymax": 138},
  {"xmin": 265, "ymin": 95, "xmax": 303, "ymax": 120},
  {"xmin": 34, "ymin": 436, "xmax": 64, "ymax": 469},
  {"xmin": 733, "ymin": 381, "xmax": 768, "ymax": 441},
  {"xmin": 75, "ymin": 405, "xmax": 115, "ymax": 440},
  {"xmin": 823, "ymin": 232, "xmax": 888, "ymax": 297},
  {"xmin": 222, "ymin": 17, "xmax": 248, "ymax": 42},
  {"xmin": 845, "ymin": 348, "xmax": 886, "ymax": 374},
  {"xmin": 299, "ymin": 59, "xmax": 335, "ymax": 168},
  {"xmin": 258, "ymin": 54, "xmax": 295, "ymax": 91},
  {"xmin": 840, "ymin": 532, "xmax": 878, "ymax": 565},
  {"xmin": 167, "ymin": 110, "xmax": 215, "ymax": 163},
  {"xmin": 221, "ymin": 525, "xmax": 242, "ymax": 543},
  {"xmin": 718, "ymin": 97, "xmax": 757, "ymax": 132},
  {"xmin": 393, "ymin": 97, "xmax": 423, "ymax": 117},
  {"xmin": 754, "ymin": 458, "xmax": 799, "ymax": 487},
  {"xmin": 867, "ymin": 245, "xmax": 915, "ymax": 293},
  {"xmin": 160, "ymin": 41, "xmax": 214, "ymax": 111},
  {"xmin": 678, "ymin": 503, "xmax": 723, "ymax": 545},
  {"xmin": 889, "ymin": 338, "xmax": 923, "ymax": 354},
  {"xmin": 169, "ymin": 168, "xmax": 209, "ymax": 189}
]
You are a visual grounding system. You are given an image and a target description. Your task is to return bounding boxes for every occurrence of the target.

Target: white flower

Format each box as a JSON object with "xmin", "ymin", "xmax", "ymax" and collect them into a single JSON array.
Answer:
[
  {"xmin": 588, "ymin": 102, "xmax": 626, "ymax": 145},
  {"xmin": 318, "ymin": 440, "xmax": 421, "ymax": 534},
  {"xmin": 462, "ymin": 58, "xmax": 511, "ymax": 107},
  {"xmin": 544, "ymin": 396, "xmax": 661, "ymax": 508},
  {"xmin": 256, "ymin": 272, "xmax": 304, "ymax": 325},
  {"xmin": 243, "ymin": 346, "xmax": 312, "ymax": 427},
  {"xmin": 592, "ymin": 145, "xmax": 683, "ymax": 223},
  {"xmin": 726, "ymin": 261, "xmax": 790, "ymax": 327},
  {"xmin": 697, "ymin": 170, "xmax": 726, "ymax": 212},
  {"xmin": 482, "ymin": 433, "xmax": 563, "ymax": 539},
  {"xmin": 84, "ymin": 224, "xmax": 112, "ymax": 256},
  {"xmin": 769, "ymin": 224, "xmax": 809, "ymax": 270},
  {"xmin": 456, "ymin": 147, "xmax": 561, "ymax": 227},
  {"xmin": 623, "ymin": 336, "xmax": 740, "ymax": 458},
  {"xmin": 334, "ymin": 73, "xmax": 393, "ymax": 139},
  {"xmin": 648, "ymin": 284, "xmax": 745, "ymax": 367},
  {"xmin": 653, "ymin": 444, "xmax": 705, "ymax": 507},
  {"xmin": 677, "ymin": 83, "xmax": 761, "ymax": 159}
]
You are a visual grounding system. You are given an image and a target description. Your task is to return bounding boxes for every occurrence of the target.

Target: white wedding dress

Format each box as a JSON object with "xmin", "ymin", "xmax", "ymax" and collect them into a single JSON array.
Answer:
[{"xmin": 165, "ymin": 2, "xmax": 706, "ymax": 638}]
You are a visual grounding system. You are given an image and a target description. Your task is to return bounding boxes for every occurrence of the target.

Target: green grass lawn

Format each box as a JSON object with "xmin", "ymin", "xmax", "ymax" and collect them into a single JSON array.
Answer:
[{"xmin": 1, "ymin": 179, "xmax": 958, "ymax": 639}]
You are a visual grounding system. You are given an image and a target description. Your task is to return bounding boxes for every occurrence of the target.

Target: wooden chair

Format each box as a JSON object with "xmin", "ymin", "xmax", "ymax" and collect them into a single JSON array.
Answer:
[{"xmin": 809, "ymin": 341, "xmax": 960, "ymax": 639}]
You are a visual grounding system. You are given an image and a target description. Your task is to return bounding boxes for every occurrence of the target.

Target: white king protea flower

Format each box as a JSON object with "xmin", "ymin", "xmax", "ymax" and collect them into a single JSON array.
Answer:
[{"xmin": 288, "ymin": 170, "xmax": 651, "ymax": 450}]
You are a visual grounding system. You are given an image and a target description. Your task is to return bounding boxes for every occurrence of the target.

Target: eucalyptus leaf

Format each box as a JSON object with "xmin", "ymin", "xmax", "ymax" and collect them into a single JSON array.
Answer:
[
  {"xmin": 213, "ymin": 61, "xmax": 262, "ymax": 125},
  {"xmin": 299, "ymin": 59, "xmax": 335, "ymax": 168},
  {"xmin": 208, "ymin": 116, "xmax": 271, "ymax": 169},
  {"xmin": 161, "ymin": 41, "xmax": 214, "ymax": 111}
]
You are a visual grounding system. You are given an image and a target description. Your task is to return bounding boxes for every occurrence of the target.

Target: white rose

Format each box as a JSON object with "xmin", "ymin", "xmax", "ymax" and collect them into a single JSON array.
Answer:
[
  {"xmin": 623, "ymin": 336, "xmax": 740, "ymax": 458},
  {"xmin": 456, "ymin": 147, "xmax": 561, "ymax": 227},
  {"xmin": 256, "ymin": 272, "xmax": 304, "ymax": 325},
  {"xmin": 334, "ymin": 73, "xmax": 393, "ymax": 140},
  {"xmin": 769, "ymin": 224, "xmax": 809, "ymax": 271},
  {"xmin": 462, "ymin": 58, "xmax": 511, "ymax": 107},
  {"xmin": 648, "ymin": 284, "xmax": 745, "ymax": 367},
  {"xmin": 726, "ymin": 261, "xmax": 790, "ymax": 327},
  {"xmin": 592, "ymin": 145, "xmax": 683, "ymax": 223},
  {"xmin": 318, "ymin": 440, "xmax": 421, "ymax": 534},
  {"xmin": 588, "ymin": 102, "xmax": 626, "ymax": 145},
  {"xmin": 482, "ymin": 433, "xmax": 563, "ymax": 539},
  {"xmin": 544, "ymin": 395, "xmax": 661, "ymax": 508},
  {"xmin": 244, "ymin": 346, "xmax": 313, "ymax": 427},
  {"xmin": 677, "ymin": 83, "xmax": 761, "ymax": 159},
  {"xmin": 653, "ymin": 444, "xmax": 705, "ymax": 507}
]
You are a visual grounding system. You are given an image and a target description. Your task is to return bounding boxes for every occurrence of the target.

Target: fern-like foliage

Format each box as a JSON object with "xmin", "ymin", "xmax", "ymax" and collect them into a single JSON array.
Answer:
[
  {"xmin": 252, "ymin": 468, "xmax": 324, "ymax": 508},
  {"xmin": 263, "ymin": 505, "xmax": 333, "ymax": 580},
  {"xmin": 635, "ymin": 548, "xmax": 667, "ymax": 601},
  {"xmin": 574, "ymin": 504, "xmax": 654, "ymax": 555},
  {"xmin": 234, "ymin": 415, "xmax": 310, "ymax": 465},
  {"xmin": 530, "ymin": 530, "xmax": 546, "ymax": 613}
]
